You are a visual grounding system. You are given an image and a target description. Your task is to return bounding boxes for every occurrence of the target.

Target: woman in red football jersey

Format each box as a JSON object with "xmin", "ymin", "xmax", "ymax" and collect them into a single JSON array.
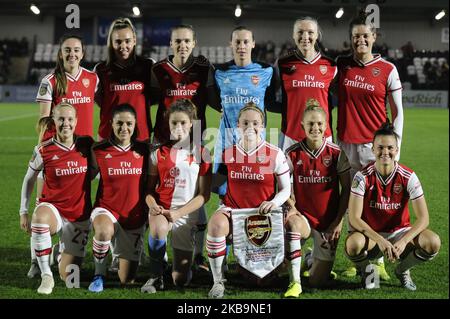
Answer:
[
  {"xmin": 206, "ymin": 102, "xmax": 309, "ymax": 299},
  {"xmin": 19, "ymin": 103, "xmax": 94, "ymax": 295},
  {"xmin": 345, "ymin": 123, "xmax": 440, "ymax": 291},
  {"xmin": 285, "ymin": 98, "xmax": 351, "ymax": 288},
  {"xmin": 95, "ymin": 17, "xmax": 154, "ymax": 142},
  {"xmin": 28, "ymin": 35, "xmax": 98, "ymax": 279},
  {"xmin": 141, "ymin": 99, "xmax": 212, "ymax": 294},
  {"xmin": 88, "ymin": 104, "xmax": 149, "ymax": 293},
  {"xmin": 275, "ymin": 16, "xmax": 336, "ymax": 152}
]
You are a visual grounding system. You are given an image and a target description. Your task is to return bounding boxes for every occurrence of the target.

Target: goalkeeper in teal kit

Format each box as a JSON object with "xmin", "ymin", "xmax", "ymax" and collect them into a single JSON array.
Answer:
[{"xmin": 212, "ymin": 26, "xmax": 277, "ymax": 196}]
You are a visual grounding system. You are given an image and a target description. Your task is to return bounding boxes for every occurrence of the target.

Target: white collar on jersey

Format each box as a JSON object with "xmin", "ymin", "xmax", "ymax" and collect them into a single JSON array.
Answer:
[
  {"xmin": 65, "ymin": 67, "xmax": 82, "ymax": 82},
  {"xmin": 299, "ymin": 138, "xmax": 326, "ymax": 159},
  {"xmin": 167, "ymin": 54, "xmax": 195, "ymax": 73},
  {"xmin": 353, "ymin": 53, "xmax": 381, "ymax": 67},
  {"xmin": 110, "ymin": 139, "xmax": 131, "ymax": 152},
  {"xmin": 52, "ymin": 137, "xmax": 75, "ymax": 151},
  {"xmin": 375, "ymin": 161, "xmax": 399, "ymax": 186},
  {"xmin": 295, "ymin": 49, "xmax": 321, "ymax": 64},
  {"xmin": 237, "ymin": 139, "xmax": 265, "ymax": 156}
]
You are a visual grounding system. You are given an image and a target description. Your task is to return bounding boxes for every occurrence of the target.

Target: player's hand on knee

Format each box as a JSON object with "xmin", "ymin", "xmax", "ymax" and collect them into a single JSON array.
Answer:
[
  {"xmin": 161, "ymin": 209, "xmax": 178, "ymax": 223},
  {"xmin": 377, "ymin": 238, "xmax": 396, "ymax": 263},
  {"xmin": 258, "ymin": 201, "xmax": 276, "ymax": 215},
  {"xmin": 149, "ymin": 204, "xmax": 163, "ymax": 216},
  {"xmin": 393, "ymin": 239, "xmax": 407, "ymax": 259}
]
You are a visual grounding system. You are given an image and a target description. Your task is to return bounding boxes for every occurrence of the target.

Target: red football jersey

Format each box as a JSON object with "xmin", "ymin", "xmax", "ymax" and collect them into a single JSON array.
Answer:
[
  {"xmin": 220, "ymin": 141, "xmax": 289, "ymax": 209},
  {"xmin": 92, "ymin": 140, "xmax": 149, "ymax": 229},
  {"xmin": 29, "ymin": 136, "xmax": 94, "ymax": 222},
  {"xmin": 152, "ymin": 144, "xmax": 211, "ymax": 209},
  {"xmin": 336, "ymin": 54, "xmax": 402, "ymax": 144},
  {"xmin": 276, "ymin": 51, "xmax": 336, "ymax": 141},
  {"xmin": 95, "ymin": 57, "xmax": 154, "ymax": 141},
  {"xmin": 151, "ymin": 55, "xmax": 215, "ymax": 143},
  {"xmin": 36, "ymin": 67, "xmax": 99, "ymax": 137},
  {"xmin": 351, "ymin": 162, "xmax": 424, "ymax": 233},
  {"xmin": 286, "ymin": 139, "xmax": 350, "ymax": 231}
]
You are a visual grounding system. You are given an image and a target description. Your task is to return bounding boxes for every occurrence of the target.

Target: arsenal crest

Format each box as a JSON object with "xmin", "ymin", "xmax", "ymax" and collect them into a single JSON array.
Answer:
[
  {"xmin": 251, "ymin": 75, "xmax": 259, "ymax": 86},
  {"xmin": 322, "ymin": 155, "xmax": 332, "ymax": 167},
  {"xmin": 393, "ymin": 183, "xmax": 403, "ymax": 194},
  {"xmin": 319, "ymin": 65, "xmax": 327, "ymax": 75},
  {"xmin": 133, "ymin": 151, "xmax": 141, "ymax": 159},
  {"xmin": 169, "ymin": 166, "xmax": 180, "ymax": 177},
  {"xmin": 256, "ymin": 155, "xmax": 266, "ymax": 163},
  {"xmin": 372, "ymin": 67, "xmax": 381, "ymax": 77},
  {"xmin": 82, "ymin": 78, "xmax": 90, "ymax": 88},
  {"xmin": 245, "ymin": 215, "xmax": 272, "ymax": 247}
]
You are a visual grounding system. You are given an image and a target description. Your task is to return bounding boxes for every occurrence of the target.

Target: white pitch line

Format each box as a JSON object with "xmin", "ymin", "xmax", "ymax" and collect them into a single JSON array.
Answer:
[
  {"xmin": 1, "ymin": 136, "xmax": 36, "ymax": 140},
  {"xmin": 0, "ymin": 113, "xmax": 37, "ymax": 122}
]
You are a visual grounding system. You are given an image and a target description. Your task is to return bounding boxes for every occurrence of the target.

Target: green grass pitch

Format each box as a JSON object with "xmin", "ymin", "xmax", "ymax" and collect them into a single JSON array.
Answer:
[{"xmin": 0, "ymin": 103, "xmax": 447, "ymax": 299}]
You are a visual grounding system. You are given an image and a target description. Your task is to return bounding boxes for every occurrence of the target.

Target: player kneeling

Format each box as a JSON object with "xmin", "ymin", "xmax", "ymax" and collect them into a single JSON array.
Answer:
[
  {"xmin": 140, "ymin": 100, "xmax": 212, "ymax": 293},
  {"xmin": 285, "ymin": 99, "xmax": 351, "ymax": 289},
  {"xmin": 88, "ymin": 105, "xmax": 149, "ymax": 292},
  {"xmin": 345, "ymin": 123, "xmax": 441, "ymax": 290},
  {"xmin": 19, "ymin": 103, "xmax": 94, "ymax": 294},
  {"xmin": 206, "ymin": 102, "xmax": 309, "ymax": 298}
]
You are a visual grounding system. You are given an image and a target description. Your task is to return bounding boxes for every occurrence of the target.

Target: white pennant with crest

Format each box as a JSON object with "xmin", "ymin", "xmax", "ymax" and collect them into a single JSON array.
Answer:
[{"xmin": 231, "ymin": 208, "xmax": 284, "ymax": 278}]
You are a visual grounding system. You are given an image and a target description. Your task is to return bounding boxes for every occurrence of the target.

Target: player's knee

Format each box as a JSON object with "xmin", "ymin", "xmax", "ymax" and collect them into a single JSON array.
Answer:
[
  {"xmin": 151, "ymin": 222, "xmax": 170, "ymax": 238},
  {"xmin": 31, "ymin": 207, "xmax": 52, "ymax": 224},
  {"xmin": 345, "ymin": 233, "xmax": 365, "ymax": 256},
  {"xmin": 149, "ymin": 215, "xmax": 170, "ymax": 237},
  {"xmin": 93, "ymin": 219, "xmax": 114, "ymax": 240},
  {"xmin": 421, "ymin": 231, "xmax": 441, "ymax": 255},
  {"xmin": 288, "ymin": 216, "xmax": 309, "ymax": 237},
  {"xmin": 207, "ymin": 213, "xmax": 229, "ymax": 236}
]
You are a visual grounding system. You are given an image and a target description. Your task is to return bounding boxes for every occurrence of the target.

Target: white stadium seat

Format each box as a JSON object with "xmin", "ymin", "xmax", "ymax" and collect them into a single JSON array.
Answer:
[
  {"xmin": 413, "ymin": 57, "xmax": 422, "ymax": 66},
  {"xmin": 407, "ymin": 65, "xmax": 416, "ymax": 76}
]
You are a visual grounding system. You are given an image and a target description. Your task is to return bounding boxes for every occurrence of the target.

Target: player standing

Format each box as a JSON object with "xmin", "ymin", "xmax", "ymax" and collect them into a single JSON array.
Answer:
[
  {"xmin": 206, "ymin": 103, "xmax": 309, "ymax": 299},
  {"xmin": 141, "ymin": 99, "xmax": 212, "ymax": 293},
  {"xmin": 29, "ymin": 34, "xmax": 98, "ymax": 278},
  {"xmin": 88, "ymin": 104, "xmax": 149, "ymax": 292},
  {"xmin": 212, "ymin": 26, "xmax": 277, "ymax": 197},
  {"xmin": 345, "ymin": 123, "xmax": 440, "ymax": 290},
  {"xmin": 285, "ymin": 99, "xmax": 351, "ymax": 289},
  {"xmin": 95, "ymin": 18, "xmax": 154, "ymax": 142},
  {"xmin": 276, "ymin": 17, "xmax": 337, "ymax": 151},
  {"xmin": 151, "ymin": 24, "xmax": 216, "ymax": 271},
  {"xmin": 337, "ymin": 12, "xmax": 404, "ymax": 279},
  {"xmin": 19, "ymin": 103, "xmax": 94, "ymax": 294}
]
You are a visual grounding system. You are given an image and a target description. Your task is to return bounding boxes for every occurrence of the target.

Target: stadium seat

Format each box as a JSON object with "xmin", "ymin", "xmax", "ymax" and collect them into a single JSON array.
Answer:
[
  {"xmin": 36, "ymin": 43, "xmax": 44, "ymax": 54},
  {"xmin": 395, "ymin": 50, "xmax": 403, "ymax": 59},
  {"xmin": 402, "ymin": 81, "xmax": 412, "ymax": 90},
  {"xmin": 407, "ymin": 65, "xmax": 416, "ymax": 76},
  {"xmin": 193, "ymin": 47, "xmax": 200, "ymax": 56},
  {"xmin": 200, "ymin": 46, "xmax": 208, "ymax": 57},
  {"xmin": 136, "ymin": 44, "xmax": 142, "ymax": 56},
  {"xmin": 150, "ymin": 53, "xmax": 158, "ymax": 61},
  {"xmin": 421, "ymin": 57, "xmax": 429, "ymax": 65},
  {"xmin": 34, "ymin": 52, "xmax": 43, "ymax": 62},
  {"xmin": 101, "ymin": 45, "xmax": 108, "ymax": 61},
  {"xmin": 413, "ymin": 57, "xmax": 422, "ymax": 66},
  {"xmin": 438, "ymin": 57, "xmax": 447, "ymax": 66},
  {"xmin": 387, "ymin": 49, "xmax": 396, "ymax": 59},
  {"xmin": 43, "ymin": 52, "xmax": 51, "ymax": 62},
  {"xmin": 417, "ymin": 73, "xmax": 426, "ymax": 84}
]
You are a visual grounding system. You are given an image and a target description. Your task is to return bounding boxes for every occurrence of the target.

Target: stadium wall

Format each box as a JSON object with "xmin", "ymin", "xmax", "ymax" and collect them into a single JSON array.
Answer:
[
  {"xmin": 0, "ymin": 15, "xmax": 54, "ymax": 44},
  {"xmin": 0, "ymin": 15, "xmax": 448, "ymax": 51}
]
